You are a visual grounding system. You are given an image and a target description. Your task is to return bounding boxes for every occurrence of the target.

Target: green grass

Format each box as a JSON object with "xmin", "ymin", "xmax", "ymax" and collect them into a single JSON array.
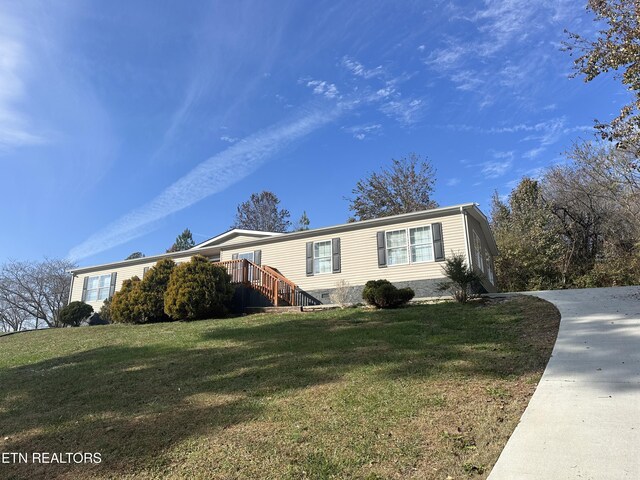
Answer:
[{"xmin": 0, "ymin": 296, "xmax": 559, "ymax": 480}]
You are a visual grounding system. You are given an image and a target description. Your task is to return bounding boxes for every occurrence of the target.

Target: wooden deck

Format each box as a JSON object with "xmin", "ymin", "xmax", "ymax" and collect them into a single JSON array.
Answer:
[{"xmin": 214, "ymin": 259, "xmax": 298, "ymax": 307}]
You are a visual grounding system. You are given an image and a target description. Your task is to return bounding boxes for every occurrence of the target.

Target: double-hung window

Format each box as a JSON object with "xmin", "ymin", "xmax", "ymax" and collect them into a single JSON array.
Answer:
[
  {"xmin": 473, "ymin": 231, "xmax": 484, "ymax": 272},
  {"xmin": 385, "ymin": 230, "xmax": 409, "ymax": 265},
  {"xmin": 313, "ymin": 240, "xmax": 332, "ymax": 274},
  {"xmin": 386, "ymin": 226, "xmax": 435, "ymax": 266},
  {"xmin": 410, "ymin": 226, "xmax": 434, "ymax": 263},
  {"xmin": 84, "ymin": 274, "xmax": 112, "ymax": 302},
  {"xmin": 485, "ymin": 249, "xmax": 494, "ymax": 284}
]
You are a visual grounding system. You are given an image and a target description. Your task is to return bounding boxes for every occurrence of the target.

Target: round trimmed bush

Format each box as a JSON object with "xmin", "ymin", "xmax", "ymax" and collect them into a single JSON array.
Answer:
[
  {"xmin": 362, "ymin": 279, "xmax": 414, "ymax": 309},
  {"xmin": 164, "ymin": 255, "xmax": 233, "ymax": 321},
  {"xmin": 59, "ymin": 301, "xmax": 94, "ymax": 327}
]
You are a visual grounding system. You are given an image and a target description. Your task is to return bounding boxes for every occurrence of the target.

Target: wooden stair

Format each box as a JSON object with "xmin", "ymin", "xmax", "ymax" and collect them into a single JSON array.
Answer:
[{"xmin": 214, "ymin": 259, "xmax": 298, "ymax": 307}]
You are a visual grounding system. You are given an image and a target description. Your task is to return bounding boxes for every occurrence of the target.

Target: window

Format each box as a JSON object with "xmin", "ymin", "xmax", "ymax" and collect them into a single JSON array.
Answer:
[
  {"xmin": 237, "ymin": 252, "xmax": 254, "ymax": 262},
  {"xmin": 410, "ymin": 226, "xmax": 434, "ymax": 263},
  {"xmin": 385, "ymin": 226, "xmax": 435, "ymax": 266},
  {"xmin": 485, "ymin": 249, "xmax": 494, "ymax": 285},
  {"xmin": 473, "ymin": 231, "xmax": 484, "ymax": 272},
  {"xmin": 313, "ymin": 240, "xmax": 332, "ymax": 274},
  {"xmin": 84, "ymin": 274, "xmax": 112, "ymax": 302}
]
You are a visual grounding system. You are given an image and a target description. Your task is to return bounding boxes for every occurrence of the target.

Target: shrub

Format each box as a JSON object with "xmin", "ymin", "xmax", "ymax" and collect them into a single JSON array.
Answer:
[
  {"xmin": 58, "ymin": 301, "xmax": 94, "ymax": 327},
  {"xmin": 397, "ymin": 287, "xmax": 415, "ymax": 304},
  {"xmin": 110, "ymin": 276, "xmax": 144, "ymax": 323},
  {"xmin": 164, "ymin": 255, "xmax": 234, "ymax": 321},
  {"xmin": 138, "ymin": 259, "xmax": 176, "ymax": 322},
  {"xmin": 362, "ymin": 279, "xmax": 415, "ymax": 309},
  {"xmin": 438, "ymin": 253, "xmax": 482, "ymax": 303},
  {"xmin": 329, "ymin": 279, "xmax": 355, "ymax": 308},
  {"xmin": 98, "ymin": 297, "xmax": 112, "ymax": 323},
  {"xmin": 109, "ymin": 259, "xmax": 177, "ymax": 324}
]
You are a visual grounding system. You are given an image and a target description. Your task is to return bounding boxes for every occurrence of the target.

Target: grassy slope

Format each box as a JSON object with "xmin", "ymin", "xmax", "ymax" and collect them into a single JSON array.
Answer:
[{"xmin": 0, "ymin": 297, "xmax": 559, "ymax": 480}]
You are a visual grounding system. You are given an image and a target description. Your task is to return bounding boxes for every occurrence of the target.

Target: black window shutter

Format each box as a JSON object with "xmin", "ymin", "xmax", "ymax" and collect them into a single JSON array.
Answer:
[
  {"xmin": 232, "ymin": 253, "xmax": 239, "ymax": 260},
  {"xmin": 254, "ymin": 250, "xmax": 262, "ymax": 265},
  {"xmin": 376, "ymin": 231, "xmax": 387, "ymax": 267},
  {"xmin": 432, "ymin": 223, "xmax": 445, "ymax": 261},
  {"xmin": 332, "ymin": 238, "xmax": 341, "ymax": 273},
  {"xmin": 109, "ymin": 272, "xmax": 117, "ymax": 298},
  {"xmin": 81, "ymin": 276, "xmax": 89, "ymax": 302},
  {"xmin": 306, "ymin": 242, "xmax": 314, "ymax": 276}
]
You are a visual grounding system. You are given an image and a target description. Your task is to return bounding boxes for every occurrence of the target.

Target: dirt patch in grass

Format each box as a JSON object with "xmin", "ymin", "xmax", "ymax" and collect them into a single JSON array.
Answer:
[{"xmin": 0, "ymin": 295, "xmax": 559, "ymax": 479}]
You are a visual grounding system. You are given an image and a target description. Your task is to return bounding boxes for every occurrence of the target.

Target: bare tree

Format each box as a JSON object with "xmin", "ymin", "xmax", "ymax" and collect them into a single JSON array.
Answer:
[
  {"xmin": 0, "ymin": 258, "xmax": 76, "ymax": 329},
  {"xmin": 565, "ymin": 141, "xmax": 640, "ymax": 235},
  {"xmin": 542, "ymin": 143, "xmax": 638, "ymax": 281},
  {"xmin": 232, "ymin": 191, "xmax": 291, "ymax": 232},
  {"xmin": 0, "ymin": 297, "xmax": 30, "ymax": 332},
  {"xmin": 348, "ymin": 154, "xmax": 438, "ymax": 221}
]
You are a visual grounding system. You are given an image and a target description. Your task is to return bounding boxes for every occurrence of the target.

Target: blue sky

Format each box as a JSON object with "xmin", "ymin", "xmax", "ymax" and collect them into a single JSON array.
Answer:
[{"xmin": 0, "ymin": 1, "xmax": 626, "ymax": 266}]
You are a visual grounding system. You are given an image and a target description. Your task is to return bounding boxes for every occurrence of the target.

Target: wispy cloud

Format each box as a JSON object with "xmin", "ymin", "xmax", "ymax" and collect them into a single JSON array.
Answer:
[
  {"xmin": 68, "ymin": 102, "xmax": 349, "ymax": 260},
  {"xmin": 0, "ymin": 10, "xmax": 43, "ymax": 150},
  {"xmin": 306, "ymin": 79, "xmax": 339, "ymax": 99},
  {"xmin": 444, "ymin": 118, "xmax": 592, "ymax": 155},
  {"xmin": 425, "ymin": 43, "xmax": 469, "ymax": 71},
  {"xmin": 423, "ymin": 1, "xmax": 575, "ymax": 108},
  {"xmin": 380, "ymin": 98, "xmax": 425, "ymax": 125},
  {"xmin": 343, "ymin": 123, "xmax": 382, "ymax": 140},
  {"xmin": 481, "ymin": 151, "xmax": 513, "ymax": 178},
  {"xmin": 341, "ymin": 56, "xmax": 385, "ymax": 79},
  {"xmin": 220, "ymin": 135, "xmax": 238, "ymax": 143}
]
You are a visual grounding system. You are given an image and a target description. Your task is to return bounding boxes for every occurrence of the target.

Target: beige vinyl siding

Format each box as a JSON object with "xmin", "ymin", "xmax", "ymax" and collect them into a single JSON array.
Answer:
[
  {"xmin": 466, "ymin": 215, "xmax": 497, "ymax": 292},
  {"xmin": 221, "ymin": 212, "xmax": 467, "ymax": 291},
  {"xmin": 69, "ymin": 253, "xmax": 197, "ymax": 310}
]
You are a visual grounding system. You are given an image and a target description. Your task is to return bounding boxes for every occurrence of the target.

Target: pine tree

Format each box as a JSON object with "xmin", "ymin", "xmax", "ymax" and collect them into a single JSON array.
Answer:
[
  {"xmin": 167, "ymin": 228, "xmax": 195, "ymax": 252},
  {"xmin": 296, "ymin": 211, "xmax": 311, "ymax": 231}
]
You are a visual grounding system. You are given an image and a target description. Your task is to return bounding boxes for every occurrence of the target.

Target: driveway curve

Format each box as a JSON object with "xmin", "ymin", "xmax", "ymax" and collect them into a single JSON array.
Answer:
[{"xmin": 489, "ymin": 286, "xmax": 640, "ymax": 480}]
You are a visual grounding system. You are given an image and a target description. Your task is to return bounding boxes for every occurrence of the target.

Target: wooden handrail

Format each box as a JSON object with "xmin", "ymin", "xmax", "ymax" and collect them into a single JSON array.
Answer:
[{"xmin": 214, "ymin": 259, "xmax": 297, "ymax": 307}]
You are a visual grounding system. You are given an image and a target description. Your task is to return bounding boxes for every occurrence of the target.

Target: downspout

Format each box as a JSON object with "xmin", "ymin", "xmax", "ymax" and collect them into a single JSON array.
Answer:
[
  {"xmin": 460, "ymin": 206, "xmax": 473, "ymax": 268},
  {"xmin": 68, "ymin": 273, "xmax": 75, "ymax": 305}
]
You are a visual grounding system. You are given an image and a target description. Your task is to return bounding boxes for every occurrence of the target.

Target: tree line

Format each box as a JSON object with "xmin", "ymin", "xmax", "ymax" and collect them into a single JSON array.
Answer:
[{"xmin": 492, "ymin": 141, "xmax": 640, "ymax": 291}]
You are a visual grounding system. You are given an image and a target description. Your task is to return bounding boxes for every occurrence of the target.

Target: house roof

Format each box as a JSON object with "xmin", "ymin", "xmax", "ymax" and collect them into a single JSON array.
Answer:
[
  {"xmin": 69, "ymin": 203, "xmax": 496, "ymax": 274},
  {"xmin": 189, "ymin": 228, "xmax": 283, "ymax": 250}
]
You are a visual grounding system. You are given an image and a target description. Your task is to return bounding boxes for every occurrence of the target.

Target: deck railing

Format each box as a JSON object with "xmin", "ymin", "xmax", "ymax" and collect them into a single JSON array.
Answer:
[{"xmin": 214, "ymin": 259, "xmax": 297, "ymax": 307}]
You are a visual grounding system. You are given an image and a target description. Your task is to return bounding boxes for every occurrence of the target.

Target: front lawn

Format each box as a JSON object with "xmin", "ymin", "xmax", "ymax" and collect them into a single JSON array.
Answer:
[{"xmin": 0, "ymin": 296, "xmax": 559, "ymax": 479}]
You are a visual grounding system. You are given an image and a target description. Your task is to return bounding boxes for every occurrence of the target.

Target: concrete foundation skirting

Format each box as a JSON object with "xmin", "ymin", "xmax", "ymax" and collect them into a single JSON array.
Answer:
[{"xmin": 304, "ymin": 278, "xmax": 448, "ymax": 305}]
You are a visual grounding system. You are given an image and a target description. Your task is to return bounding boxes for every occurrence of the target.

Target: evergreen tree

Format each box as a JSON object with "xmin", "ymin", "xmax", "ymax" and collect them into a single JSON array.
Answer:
[
  {"xmin": 490, "ymin": 179, "xmax": 563, "ymax": 291},
  {"xmin": 167, "ymin": 228, "xmax": 195, "ymax": 252},
  {"xmin": 296, "ymin": 211, "xmax": 311, "ymax": 231}
]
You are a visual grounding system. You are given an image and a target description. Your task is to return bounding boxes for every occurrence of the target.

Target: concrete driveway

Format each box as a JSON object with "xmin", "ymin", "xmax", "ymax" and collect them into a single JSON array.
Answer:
[{"xmin": 489, "ymin": 286, "xmax": 640, "ymax": 480}]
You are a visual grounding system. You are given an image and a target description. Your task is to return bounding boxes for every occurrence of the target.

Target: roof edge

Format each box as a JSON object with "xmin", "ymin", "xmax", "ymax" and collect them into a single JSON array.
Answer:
[
  {"xmin": 209, "ymin": 203, "xmax": 477, "ymax": 250},
  {"xmin": 190, "ymin": 228, "xmax": 283, "ymax": 250},
  {"xmin": 69, "ymin": 203, "xmax": 482, "ymax": 274}
]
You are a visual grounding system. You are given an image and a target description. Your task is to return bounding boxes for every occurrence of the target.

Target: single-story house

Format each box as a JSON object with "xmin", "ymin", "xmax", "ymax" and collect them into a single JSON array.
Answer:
[{"xmin": 69, "ymin": 203, "xmax": 498, "ymax": 310}]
